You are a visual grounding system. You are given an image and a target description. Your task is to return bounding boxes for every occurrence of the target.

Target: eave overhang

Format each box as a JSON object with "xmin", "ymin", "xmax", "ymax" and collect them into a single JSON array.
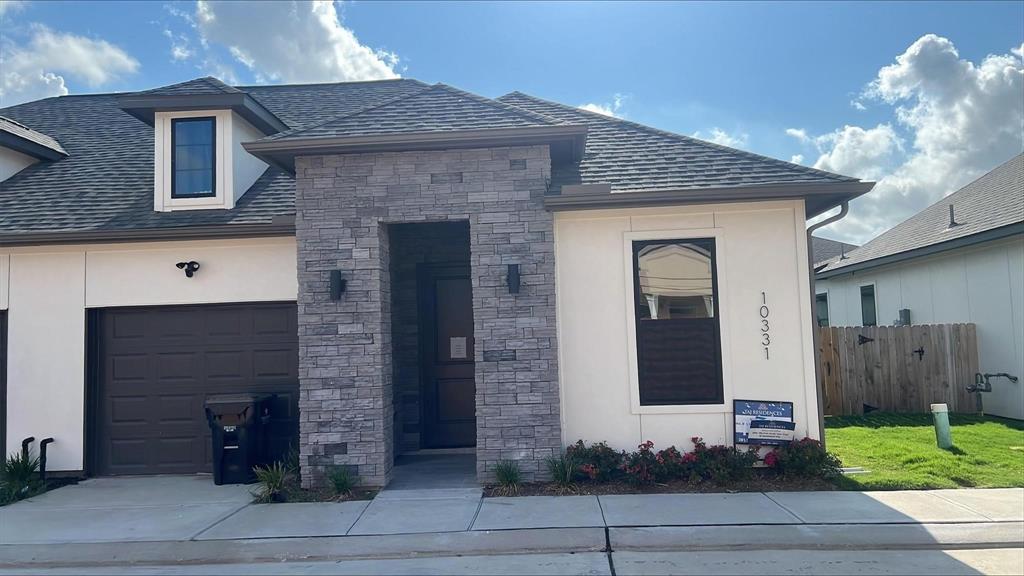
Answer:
[
  {"xmin": 0, "ymin": 217, "xmax": 296, "ymax": 248},
  {"xmin": 117, "ymin": 93, "xmax": 288, "ymax": 135},
  {"xmin": 544, "ymin": 180, "xmax": 875, "ymax": 219},
  {"xmin": 243, "ymin": 125, "xmax": 589, "ymax": 174},
  {"xmin": 0, "ymin": 129, "xmax": 68, "ymax": 161},
  {"xmin": 815, "ymin": 221, "xmax": 1024, "ymax": 280}
]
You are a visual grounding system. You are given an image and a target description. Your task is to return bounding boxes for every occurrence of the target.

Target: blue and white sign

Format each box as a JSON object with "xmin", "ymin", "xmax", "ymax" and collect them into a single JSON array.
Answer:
[{"xmin": 733, "ymin": 400, "xmax": 794, "ymax": 445}]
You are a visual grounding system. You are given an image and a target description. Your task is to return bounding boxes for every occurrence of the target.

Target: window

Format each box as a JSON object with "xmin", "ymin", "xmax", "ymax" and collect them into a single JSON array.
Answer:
[
  {"xmin": 171, "ymin": 117, "xmax": 216, "ymax": 198},
  {"xmin": 815, "ymin": 293, "xmax": 830, "ymax": 327},
  {"xmin": 632, "ymin": 238, "xmax": 723, "ymax": 406},
  {"xmin": 860, "ymin": 284, "xmax": 877, "ymax": 326}
]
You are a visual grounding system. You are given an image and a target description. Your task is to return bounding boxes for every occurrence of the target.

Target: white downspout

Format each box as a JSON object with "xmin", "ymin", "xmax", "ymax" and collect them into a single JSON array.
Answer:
[{"xmin": 806, "ymin": 202, "xmax": 849, "ymax": 447}]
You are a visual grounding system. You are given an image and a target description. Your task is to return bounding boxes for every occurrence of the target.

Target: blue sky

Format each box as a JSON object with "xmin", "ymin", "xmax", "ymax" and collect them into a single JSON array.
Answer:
[{"xmin": 1, "ymin": 1, "xmax": 1022, "ymax": 243}]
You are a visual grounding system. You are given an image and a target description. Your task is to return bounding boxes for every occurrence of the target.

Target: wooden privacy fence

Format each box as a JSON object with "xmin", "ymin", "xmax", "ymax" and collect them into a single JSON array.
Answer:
[{"xmin": 819, "ymin": 324, "xmax": 979, "ymax": 416}]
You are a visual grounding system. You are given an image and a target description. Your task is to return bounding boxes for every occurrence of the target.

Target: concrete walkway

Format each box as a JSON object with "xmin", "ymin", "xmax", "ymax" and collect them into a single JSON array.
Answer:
[{"xmin": 1, "ymin": 477, "xmax": 1021, "ymax": 570}]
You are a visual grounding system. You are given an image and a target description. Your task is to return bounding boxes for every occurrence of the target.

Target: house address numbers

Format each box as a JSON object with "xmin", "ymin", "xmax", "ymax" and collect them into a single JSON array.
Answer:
[{"xmin": 760, "ymin": 291, "xmax": 771, "ymax": 359}]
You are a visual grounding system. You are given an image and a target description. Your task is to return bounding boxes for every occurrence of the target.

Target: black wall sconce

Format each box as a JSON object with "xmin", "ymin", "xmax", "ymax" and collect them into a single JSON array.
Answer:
[
  {"xmin": 175, "ymin": 261, "xmax": 200, "ymax": 278},
  {"xmin": 329, "ymin": 270, "xmax": 347, "ymax": 300},
  {"xmin": 506, "ymin": 264, "xmax": 521, "ymax": 294}
]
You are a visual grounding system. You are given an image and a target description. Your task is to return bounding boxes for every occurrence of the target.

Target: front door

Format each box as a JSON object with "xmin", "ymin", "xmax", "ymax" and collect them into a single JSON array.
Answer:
[{"xmin": 419, "ymin": 264, "xmax": 476, "ymax": 448}]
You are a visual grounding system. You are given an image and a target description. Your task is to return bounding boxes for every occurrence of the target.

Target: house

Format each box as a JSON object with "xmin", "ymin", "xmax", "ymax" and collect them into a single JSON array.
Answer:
[
  {"xmin": 815, "ymin": 154, "xmax": 1024, "ymax": 420},
  {"xmin": 811, "ymin": 236, "xmax": 858, "ymax": 272},
  {"xmin": 0, "ymin": 77, "xmax": 872, "ymax": 486}
]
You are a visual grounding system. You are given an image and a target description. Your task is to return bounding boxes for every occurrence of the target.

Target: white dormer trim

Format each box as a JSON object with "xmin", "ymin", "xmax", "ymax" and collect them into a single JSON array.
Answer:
[
  {"xmin": 153, "ymin": 110, "xmax": 268, "ymax": 212},
  {"xmin": 0, "ymin": 146, "xmax": 39, "ymax": 182}
]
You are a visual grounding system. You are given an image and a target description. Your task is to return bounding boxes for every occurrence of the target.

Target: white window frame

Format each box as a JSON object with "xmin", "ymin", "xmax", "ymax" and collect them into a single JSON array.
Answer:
[
  {"xmin": 622, "ymin": 227, "xmax": 733, "ymax": 415},
  {"xmin": 154, "ymin": 110, "xmax": 233, "ymax": 212}
]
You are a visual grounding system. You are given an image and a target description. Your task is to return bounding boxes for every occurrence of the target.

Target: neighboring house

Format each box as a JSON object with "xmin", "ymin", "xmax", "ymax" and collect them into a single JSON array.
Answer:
[
  {"xmin": 816, "ymin": 154, "xmax": 1024, "ymax": 420},
  {"xmin": 811, "ymin": 236, "xmax": 858, "ymax": 271},
  {"xmin": 0, "ymin": 77, "xmax": 872, "ymax": 486}
]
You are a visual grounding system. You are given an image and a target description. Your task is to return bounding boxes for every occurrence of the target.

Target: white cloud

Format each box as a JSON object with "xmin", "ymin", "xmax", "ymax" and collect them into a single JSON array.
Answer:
[
  {"xmin": 162, "ymin": 28, "xmax": 194, "ymax": 62},
  {"xmin": 0, "ymin": 0, "xmax": 27, "ymax": 16},
  {"xmin": 693, "ymin": 127, "xmax": 749, "ymax": 149},
  {"xmin": 578, "ymin": 93, "xmax": 628, "ymax": 118},
  {"xmin": 190, "ymin": 0, "xmax": 400, "ymax": 83},
  {"xmin": 804, "ymin": 35, "xmax": 1023, "ymax": 243},
  {"xmin": 850, "ymin": 100, "xmax": 867, "ymax": 111},
  {"xmin": 785, "ymin": 128, "xmax": 810, "ymax": 144},
  {"xmin": 1, "ymin": 24, "xmax": 139, "ymax": 106},
  {"xmin": 790, "ymin": 154, "xmax": 804, "ymax": 164}
]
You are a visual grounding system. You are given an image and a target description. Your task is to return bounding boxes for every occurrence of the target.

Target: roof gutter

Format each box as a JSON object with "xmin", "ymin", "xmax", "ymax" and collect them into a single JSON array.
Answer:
[
  {"xmin": 0, "ymin": 219, "xmax": 295, "ymax": 248},
  {"xmin": 805, "ymin": 202, "xmax": 849, "ymax": 448}
]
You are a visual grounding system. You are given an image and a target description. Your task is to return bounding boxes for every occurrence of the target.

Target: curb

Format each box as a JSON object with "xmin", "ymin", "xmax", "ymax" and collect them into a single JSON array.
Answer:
[
  {"xmin": 0, "ymin": 527, "xmax": 607, "ymax": 569},
  {"xmin": 611, "ymin": 522, "xmax": 1024, "ymax": 552}
]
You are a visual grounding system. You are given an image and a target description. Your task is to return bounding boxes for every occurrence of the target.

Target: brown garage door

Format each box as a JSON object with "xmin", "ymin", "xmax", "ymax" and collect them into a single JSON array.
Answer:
[{"xmin": 94, "ymin": 302, "xmax": 299, "ymax": 476}]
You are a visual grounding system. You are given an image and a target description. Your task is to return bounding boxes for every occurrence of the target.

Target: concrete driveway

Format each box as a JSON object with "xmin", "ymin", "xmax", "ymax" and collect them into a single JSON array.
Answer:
[{"xmin": 0, "ymin": 476, "xmax": 253, "ymax": 544}]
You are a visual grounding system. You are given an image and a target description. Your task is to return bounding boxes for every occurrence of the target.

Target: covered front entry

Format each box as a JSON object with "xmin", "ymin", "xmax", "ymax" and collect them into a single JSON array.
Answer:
[
  {"xmin": 390, "ymin": 222, "xmax": 476, "ymax": 457},
  {"xmin": 90, "ymin": 302, "xmax": 299, "ymax": 476}
]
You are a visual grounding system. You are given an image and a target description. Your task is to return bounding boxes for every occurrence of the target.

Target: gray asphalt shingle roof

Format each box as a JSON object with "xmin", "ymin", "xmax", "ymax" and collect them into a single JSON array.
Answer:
[
  {"xmin": 264, "ymin": 83, "xmax": 564, "ymax": 142},
  {"xmin": 811, "ymin": 236, "xmax": 858, "ymax": 268},
  {"xmin": 819, "ymin": 153, "xmax": 1024, "ymax": 275},
  {"xmin": 496, "ymin": 91, "xmax": 857, "ymax": 192},
  {"xmin": 0, "ymin": 79, "xmax": 426, "ymax": 236},
  {"xmin": 0, "ymin": 77, "xmax": 864, "ymax": 241}
]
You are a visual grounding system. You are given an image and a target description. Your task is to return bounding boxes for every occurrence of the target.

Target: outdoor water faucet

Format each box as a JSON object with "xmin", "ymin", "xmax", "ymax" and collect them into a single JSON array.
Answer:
[{"xmin": 966, "ymin": 372, "xmax": 1019, "ymax": 393}]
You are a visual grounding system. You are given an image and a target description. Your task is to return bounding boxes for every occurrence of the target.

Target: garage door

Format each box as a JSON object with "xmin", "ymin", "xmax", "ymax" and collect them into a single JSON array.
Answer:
[{"xmin": 94, "ymin": 302, "xmax": 299, "ymax": 476}]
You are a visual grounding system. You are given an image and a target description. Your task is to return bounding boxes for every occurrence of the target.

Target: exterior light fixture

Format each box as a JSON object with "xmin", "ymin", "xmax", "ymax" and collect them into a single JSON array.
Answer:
[
  {"xmin": 507, "ymin": 264, "xmax": 521, "ymax": 294},
  {"xmin": 175, "ymin": 261, "xmax": 200, "ymax": 278},
  {"xmin": 329, "ymin": 270, "xmax": 347, "ymax": 300}
]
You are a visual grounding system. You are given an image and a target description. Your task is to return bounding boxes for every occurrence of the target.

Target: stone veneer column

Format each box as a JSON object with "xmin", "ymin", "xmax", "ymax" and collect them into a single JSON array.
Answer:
[{"xmin": 295, "ymin": 145, "xmax": 561, "ymax": 487}]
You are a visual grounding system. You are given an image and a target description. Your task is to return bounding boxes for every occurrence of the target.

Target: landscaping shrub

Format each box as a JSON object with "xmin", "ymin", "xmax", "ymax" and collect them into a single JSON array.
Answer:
[
  {"xmin": 252, "ymin": 461, "xmax": 289, "ymax": 503},
  {"xmin": 765, "ymin": 437, "xmax": 842, "ymax": 479},
  {"xmin": 566, "ymin": 440, "xmax": 622, "ymax": 482},
  {"xmin": 654, "ymin": 445, "xmax": 694, "ymax": 482},
  {"xmin": 545, "ymin": 452, "xmax": 578, "ymax": 489},
  {"xmin": 690, "ymin": 437, "xmax": 758, "ymax": 482},
  {"xmin": 1, "ymin": 450, "xmax": 41, "ymax": 505},
  {"xmin": 621, "ymin": 441, "xmax": 659, "ymax": 485},
  {"xmin": 327, "ymin": 465, "xmax": 355, "ymax": 496},
  {"xmin": 493, "ymin": 460, "xmax": 522, "ymax": 496}
]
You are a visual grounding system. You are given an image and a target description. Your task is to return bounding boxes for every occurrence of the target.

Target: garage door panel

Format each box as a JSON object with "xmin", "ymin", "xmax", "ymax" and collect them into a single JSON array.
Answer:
[{"xmin": 95, "ymin": 302, "xmax": 299, "ymax": 476}]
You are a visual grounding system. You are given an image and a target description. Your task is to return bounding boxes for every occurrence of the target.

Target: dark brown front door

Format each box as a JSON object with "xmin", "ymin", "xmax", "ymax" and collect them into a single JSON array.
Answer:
[
  {"xmin": 93, "ymin": 302, "xmax": 299, "ymax": 476},
  {"xmin": 419, "ymin": 264, "xmax": 476, "ymax": 448}
]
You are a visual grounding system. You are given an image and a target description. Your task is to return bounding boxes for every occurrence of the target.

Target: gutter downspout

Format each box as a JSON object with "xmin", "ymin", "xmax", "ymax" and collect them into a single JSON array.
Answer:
[{"xmin": 805, "ymin": 202, "xmax": 849, "ymax": 448}]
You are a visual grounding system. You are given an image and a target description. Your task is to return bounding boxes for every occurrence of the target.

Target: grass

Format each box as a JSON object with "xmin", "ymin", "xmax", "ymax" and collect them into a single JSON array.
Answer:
[{"xmin": 825, "ymin": 412, "xmax": 1024, "ymax": 490}]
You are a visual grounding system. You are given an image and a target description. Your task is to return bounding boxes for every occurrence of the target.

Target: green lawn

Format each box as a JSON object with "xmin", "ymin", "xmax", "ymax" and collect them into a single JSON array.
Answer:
[{"xmin": 825, "ymin": 413, "xmax": 1024, "ymax": 490}]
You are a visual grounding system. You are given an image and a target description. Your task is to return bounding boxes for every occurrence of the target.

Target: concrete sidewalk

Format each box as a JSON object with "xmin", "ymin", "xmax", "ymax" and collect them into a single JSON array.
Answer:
[{"xmin": 1, "ymin": 478, "xmax": 1021, "ymax": 569}]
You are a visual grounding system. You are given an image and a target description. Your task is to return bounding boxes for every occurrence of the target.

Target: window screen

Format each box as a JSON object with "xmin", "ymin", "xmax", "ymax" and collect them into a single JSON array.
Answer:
[
  {"xmin": 171, "ymin": 117, "xmax": 216, "ymax": 198},
  {"xmin": 632, "ymin": 238, "xmax": 724, "ymax": 405}
]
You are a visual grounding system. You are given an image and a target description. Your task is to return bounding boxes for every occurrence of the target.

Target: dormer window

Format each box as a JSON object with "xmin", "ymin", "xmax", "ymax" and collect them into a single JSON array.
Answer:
[{"xmin": 171, "ymin": 117, "xmax": 216, "ymax": 198}]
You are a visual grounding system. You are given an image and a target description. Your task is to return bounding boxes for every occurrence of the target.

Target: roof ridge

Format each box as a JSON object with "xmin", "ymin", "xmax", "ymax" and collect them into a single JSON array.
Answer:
[
  {"xmin": 263, "ymin": 83, "xmax": 439, "ymax": 141},
  {"xmin": 431, "ymin": 84, "xmax": 564, "ymax": 127},
  {"xmin": 236, "ymin": 78, "xmax": 426, "ymax": 90},
  {"xmin": 499, "ymin": 91, "xmax": 859, "ymax": 183}
]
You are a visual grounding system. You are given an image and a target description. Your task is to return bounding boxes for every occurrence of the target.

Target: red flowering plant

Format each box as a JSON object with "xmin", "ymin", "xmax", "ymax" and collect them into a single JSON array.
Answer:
[
  {"xmin": 566, "ymin": 440, "xmax": 623, "ymax": 482},
  {"xmin": 765, "ymin": 438, "xmax": 841, "ymax": 479},
  {"xmin": 621, "ymin": 440, "xmax": 658, "ymax": 485},
  {"xmin": 690, "ymin": 436, "xmax": 758, "ymax": 483},
  {"xmin": 654, "ymin": 445, "xmax": 690, "ymax": 481}
]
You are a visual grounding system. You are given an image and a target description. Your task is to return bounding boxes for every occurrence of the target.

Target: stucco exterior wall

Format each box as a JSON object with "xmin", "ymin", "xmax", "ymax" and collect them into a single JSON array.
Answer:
[
  {"xmin": 1, "ymin": 237, "xmax": 298, "ymax": 470},
  {"xmin": 554, "ymin": 200, "xmax": 820, "ymax": 451},
  {"xmin": 816, "ymin": 235, "xmax": 1024, "ymax": 420}
]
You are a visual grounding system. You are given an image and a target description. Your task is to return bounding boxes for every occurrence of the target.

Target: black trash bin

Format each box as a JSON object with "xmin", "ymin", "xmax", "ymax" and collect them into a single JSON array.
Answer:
[{"xmin": 204, "ymin": 394, "xmax": 272, "ymax": 485}]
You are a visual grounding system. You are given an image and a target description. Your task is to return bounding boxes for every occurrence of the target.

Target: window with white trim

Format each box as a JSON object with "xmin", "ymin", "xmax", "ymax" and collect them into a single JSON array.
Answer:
[{"xmin": 171, "ymin": 117, "xmax": 216, "ymax": 199}]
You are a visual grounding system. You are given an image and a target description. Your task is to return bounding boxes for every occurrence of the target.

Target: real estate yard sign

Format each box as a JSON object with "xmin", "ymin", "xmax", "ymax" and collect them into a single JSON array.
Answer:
[{"xmin": 734, "ymin": 400, "xmax": 794, "ymax": 445}]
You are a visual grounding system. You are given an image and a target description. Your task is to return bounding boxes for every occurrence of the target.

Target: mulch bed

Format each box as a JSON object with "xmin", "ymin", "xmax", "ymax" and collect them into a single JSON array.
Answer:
[
  {"xmin": 484, "ymin": 473, "xmax": 836, "ymax": 498},
  {"xmin": 276, "ymin": 485, "xmax": 378, "ymax": 503}
]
